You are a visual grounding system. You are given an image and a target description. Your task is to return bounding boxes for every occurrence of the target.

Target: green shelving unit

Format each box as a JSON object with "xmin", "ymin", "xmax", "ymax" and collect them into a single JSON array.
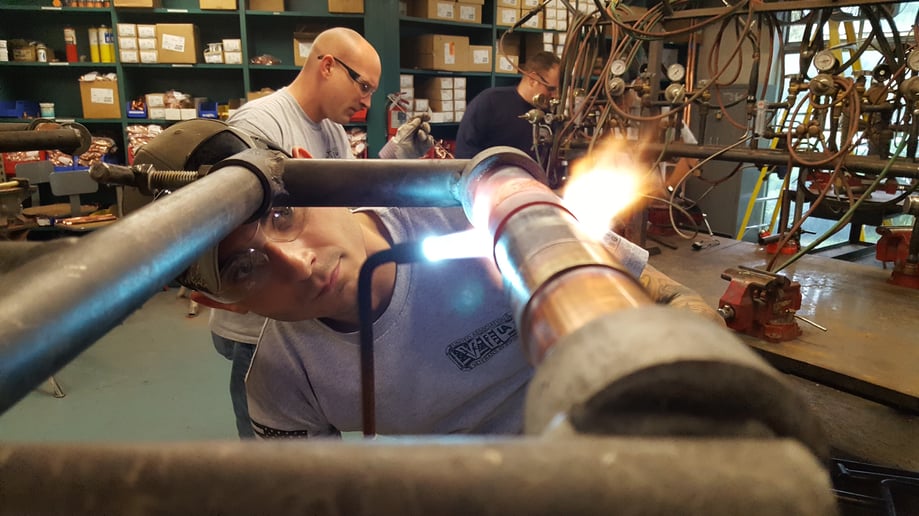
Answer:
[{"xmin": 1, "ymin": 0, "xmax": 547, "ymax": 161}]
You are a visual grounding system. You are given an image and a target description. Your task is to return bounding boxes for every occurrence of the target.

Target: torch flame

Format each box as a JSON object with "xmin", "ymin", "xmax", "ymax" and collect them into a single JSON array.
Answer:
[{"xmin": 561, "ymin": 138, "xmax": 652, "ymax": 239}]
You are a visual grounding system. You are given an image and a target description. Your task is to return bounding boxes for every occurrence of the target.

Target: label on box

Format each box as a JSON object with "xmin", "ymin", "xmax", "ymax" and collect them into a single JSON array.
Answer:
[
  {"xmin": 437, "ymin": 77, "xmax": 453, "ymax": 88},
  {"xmin": 224, "ymin": 51, "xmax": 242, "ymax": 64},
  {"xmin": 454, "ymin": 77, "xmax": 466, "ymax": 88},
  {"xmin": 140, "ymin": 50, "xmax": 158, "ymax": 63},
  {"xmin": 399, "ymin": 74, "xmax": 414, "ymax": 88},
  {"xmin": 498, "ymin": 55, "xmax": 516, "ymax": 72},
  {"xmin": 472, "ymin": 48, "xmax": 489, "ymax": 64},
  {"xmin": 437, "ymin": 2, "xmax": 454, "ymax": 18},
  {"xmin": 145, "ymin": 94, "xmax": 165, "ymax": 107},
  {"xmin": 458, "ymin": 5, "xmax": 477, "ymax": 21},
  {"xmin": 138, "ymin": 38, "xmax": 157, "ymax": 50},
  {"xmin": 90, "ymin": 87, "xmax": 115, "ymax": 105},
  {"xmin": 119, "ymin": 37, "xmax": 138, "ymax": 50},
  {"xmin": 455, "ymin": 99, "xmax": 466, "ymax": 110},
  {"xmin": 161, "ymin": 33, "xmax": 187, "ymax": 52},
  {"xmin": 414, "ymin": 98, "xmax": 429, "ymax": 112},
  {"xmin": 443, "ymin": 42, "xmax": 455, "ymax": 65},
  {"xmin": 149, "ymin": 107, "xmax": 165, "ymax": 119},
  {"xmin": 297, "ymin": 40, "xmax": 312, "ymax": 59},
  {"xmin": 454, "ymin": 88, "xmax": 466, "ymax": 100}
]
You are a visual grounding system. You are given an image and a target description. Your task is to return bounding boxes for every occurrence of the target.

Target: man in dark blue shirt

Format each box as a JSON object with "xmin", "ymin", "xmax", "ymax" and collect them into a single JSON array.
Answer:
[{"xmin": 456, "ymin": 51, "xmax": 560, "ymax": 161}]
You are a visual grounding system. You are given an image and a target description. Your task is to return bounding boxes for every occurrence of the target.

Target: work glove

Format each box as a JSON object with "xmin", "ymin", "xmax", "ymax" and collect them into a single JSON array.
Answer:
[{"xmin": 379, "ymin": 113, "xmax": 434, "ymax": 159}]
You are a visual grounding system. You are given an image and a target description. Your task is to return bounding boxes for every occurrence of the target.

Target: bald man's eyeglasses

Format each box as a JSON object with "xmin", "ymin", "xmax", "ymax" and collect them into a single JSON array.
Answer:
[{"xmin": 319, "ymin": 54, "xmax": 376, "ymax": 96}]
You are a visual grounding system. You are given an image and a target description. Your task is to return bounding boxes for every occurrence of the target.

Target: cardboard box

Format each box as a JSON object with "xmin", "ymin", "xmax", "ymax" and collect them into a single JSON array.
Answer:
[
  {"xmin": 224, "ymin": 51, "xmax": 243, "ymax": 64},
  {"xmin": 138, "ymin": 38, "xmax": 157, "ymax": 50},
  {"xmin": 118, "ymin": 37, "xmax": 138, "ymax": 50},
  {"xmin": 145, "ymin": 93, "xmax": 165, "ymax": 108},
  {"xmin": 156, "ymin": 24, "xmax": 199, "ymax": 64},
  {"xmin": 456, "ymin": 2, "xmax": 481, "ymax": 23},
  {"xmin": 247, "ymin": 88, "xmax": 275, "ymax": 101},
  {"xmin": 410, "ymin": 0, "xmax": 454, "ymax": 20},
  {"xmin": 399, "ymin": 74, "xmax": 414, "ymax": 88},
  {"xmin": 468, "ymin": 44, "xmax": 492, "ymax": 72},
  {"xmin": 328, "ymin": 0, "xmax": 363, "ymax": 13},
  {"xmin": 496, "ymin": 7, "xmax": 518, "ymax": 26},
  {"xmin": 222, "ymin": 38, "xmax": 242, "ymax": 52},
  {"xmin": 79, "ymin": 77, "xmax": 121, "ymax": 119},
  {"xmin": 496, "ymin": 53, "xmax": 519, "ymax": 74},
  {"xmin": 117, "ymin": 23, "xmax": 137, "ymax": 37},
  {"xmin": 140, "ymin": 49, "xmax": 158, "ymax": 63},
  {"xmin": 249, "ymin": 0, "xmax": 284, "ymax": 10},
  {"xmin": 200, "ymin": 0, "xmax": 236, "ymax": 8},
  {"xmin": 293, "ymin": 34, "xmax": 315, "ymax": 67},
  {"xmin": 120, "ymin": 49, "xmax": 139, "ymax": 63},
  {"xmin": 137, "ymin": 24, "xmax": 157, "ymax": 39},
  {"xmin": 114, "ymin": 0, "xmax": 162, "ymax": 6},
  {"xmin": 402, "ymin": 34, "xmax": 468, "ymax": 72},
  {"xmin": 496, "ymin": 0, "xmax": 519, "ymax": 6},
  {"xmin": 518, "ymin": 8, "xmax": 543, "ymax": 29},
  {"xmin": 204, "ymin": 49, "xmax": 224, "ymax": 63},
  {"xmin": 417, "ymin": 78, "xmax": 453, "ymax": 100}
]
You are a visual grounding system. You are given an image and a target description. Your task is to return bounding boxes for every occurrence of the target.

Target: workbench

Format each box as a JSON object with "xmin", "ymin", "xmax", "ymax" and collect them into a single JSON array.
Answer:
[{"xmin": 649, "ymin": 235, "xmax": 919, "ymax": 470}]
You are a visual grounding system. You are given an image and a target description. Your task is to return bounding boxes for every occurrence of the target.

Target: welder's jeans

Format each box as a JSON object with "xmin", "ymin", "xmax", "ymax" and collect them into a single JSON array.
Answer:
[{"xmin": 212, "ymin": 333, "xmax": 256, "ymax": 439}]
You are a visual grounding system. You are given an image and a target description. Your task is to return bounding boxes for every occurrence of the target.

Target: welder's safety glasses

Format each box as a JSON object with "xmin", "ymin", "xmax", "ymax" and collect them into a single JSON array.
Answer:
[{"xmin": 212, "ymin": 207, "xmax": 308, "ymax": 303}]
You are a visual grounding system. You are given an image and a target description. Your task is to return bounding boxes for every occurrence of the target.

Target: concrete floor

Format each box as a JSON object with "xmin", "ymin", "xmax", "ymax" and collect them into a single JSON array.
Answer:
[{"xmin": 0, "ymin": 289, "xmax": 238, "ymax": 442}]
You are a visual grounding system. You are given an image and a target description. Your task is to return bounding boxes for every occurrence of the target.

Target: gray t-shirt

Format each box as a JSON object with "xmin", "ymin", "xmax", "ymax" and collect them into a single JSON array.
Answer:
[
  {"xmin": 246, "ymin": 207, "xmax": 533, "ymax": 437},
  {"xmin": 210, "ymin": 88, "xmax": 354, "ymax": 343}
]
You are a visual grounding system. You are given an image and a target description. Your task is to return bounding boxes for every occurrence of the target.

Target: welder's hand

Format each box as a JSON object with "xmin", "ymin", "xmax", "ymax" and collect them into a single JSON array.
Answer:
[{"xmin": 379, "ymin": 114, "xmax": 434, "ymax": 159}]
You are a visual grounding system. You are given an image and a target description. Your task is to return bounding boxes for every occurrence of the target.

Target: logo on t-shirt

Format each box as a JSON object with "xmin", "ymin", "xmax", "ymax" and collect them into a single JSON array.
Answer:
[{"xmin": 446, "ymin": 312, "xmax": 517, "ymax": 371}]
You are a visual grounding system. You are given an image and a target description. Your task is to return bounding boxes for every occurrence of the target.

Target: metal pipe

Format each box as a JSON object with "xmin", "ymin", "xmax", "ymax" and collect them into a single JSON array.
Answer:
[
  {"xmin": 0, "ymin": 123, "xmax": 92, "ymax": 154},
  {"xmin": 456, "ymin": 147, "xmax": 652, "ymax": 364},
  {"xmin": 0, "ymin": 438, "xmax": 837, "ymax": 516},
  {"xmin": 0, "ymin": 165, "xmax": 263, "ymax": 415},
  {"xmin": 282, "ymin": 158, "xmax": 468, "ymax": 207},
  {"xmin": 641, "ymin": 142, "xmax": 919, "ymax": 178}
]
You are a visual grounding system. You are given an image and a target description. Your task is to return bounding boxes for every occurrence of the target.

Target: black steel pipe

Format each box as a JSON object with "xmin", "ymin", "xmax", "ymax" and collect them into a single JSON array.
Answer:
[
  {"xmin": 0, "ymin": 123, "xmax": 32, "ymax": 132},
  {"xmin": 0, "ymin": 125, "xmax": 91, "ymax": 155},
  {"xmin": 0, "ymin": 165, "xmax": 263, "ymax": 415},
  {"xmin": 281, "ymin": 158, "xmax": 468, "ymax": 207},
  {"xmin": 641, "ymin": 142, "xmax": 919, "ymax": 178},
  {"xmin": 0, "ymin": 438, "xmax": 837, "ymax": 516}
]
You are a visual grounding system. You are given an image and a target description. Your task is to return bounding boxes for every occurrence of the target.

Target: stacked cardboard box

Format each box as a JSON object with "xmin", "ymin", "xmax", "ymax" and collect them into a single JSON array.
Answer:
[
  {"xmin": 157, "ymin": 24, "xmax": 200, "ymax": 64},
  {"xmin": 402, "ymin": 34, "xmax": 469, "ymax": 72}
]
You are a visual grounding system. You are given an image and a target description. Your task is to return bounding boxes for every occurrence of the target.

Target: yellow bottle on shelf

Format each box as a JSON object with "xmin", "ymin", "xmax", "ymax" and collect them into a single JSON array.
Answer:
[
  {"xmin": 88, "ymin": 27, "xmax": 100, "ymax": 63},
  {"xmin": 98, "ymin": 25, "xmax": 114, "ymax": 63}
]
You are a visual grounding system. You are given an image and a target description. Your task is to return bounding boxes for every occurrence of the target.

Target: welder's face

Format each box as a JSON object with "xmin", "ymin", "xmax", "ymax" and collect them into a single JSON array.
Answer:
[{"xmin": 217, "ymin": 207, "xmax": 368, "ymax": 322}]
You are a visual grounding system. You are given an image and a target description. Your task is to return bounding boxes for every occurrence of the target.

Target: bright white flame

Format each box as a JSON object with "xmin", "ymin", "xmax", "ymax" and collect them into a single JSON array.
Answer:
[
  {"xmin": 422, "ymin": 228, "xmax": 493, "ymax": 262},
  {"xmin": 561, "ymin": 143, "xmax": 647, "ymax": 240}
]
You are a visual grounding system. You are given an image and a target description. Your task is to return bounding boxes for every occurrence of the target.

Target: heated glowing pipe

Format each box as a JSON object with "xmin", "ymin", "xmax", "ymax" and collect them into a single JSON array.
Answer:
[{"xmin": 455, "ymin": 147, "xmax": 653, "ymax": 364}]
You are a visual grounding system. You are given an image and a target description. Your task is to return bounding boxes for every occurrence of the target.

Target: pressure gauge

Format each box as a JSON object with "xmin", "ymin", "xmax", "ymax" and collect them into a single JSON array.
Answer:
[
  {"xmin": 908, "ymin": 51, "xmax": 919, "ymax": 72},
  {"xmin": 610, "ymin": 59, "xmax": 627, "ymax": 77},
  {"xmin": 666, "ymin": 63, "xmax": 686, "ymax": 83},
  {"xmin": 813, "ymin": 50, "xmax": 838, "ymax": 73},
  {"xmin": 873, "ymin": 63, "xmax": 892, "ymax": 81}
]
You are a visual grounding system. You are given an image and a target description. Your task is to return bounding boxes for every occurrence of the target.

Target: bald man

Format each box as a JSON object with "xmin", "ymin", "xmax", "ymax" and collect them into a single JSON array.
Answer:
[{"xmin": 229, "ymin": 27, "xmax": 381, "ymax": 158}]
